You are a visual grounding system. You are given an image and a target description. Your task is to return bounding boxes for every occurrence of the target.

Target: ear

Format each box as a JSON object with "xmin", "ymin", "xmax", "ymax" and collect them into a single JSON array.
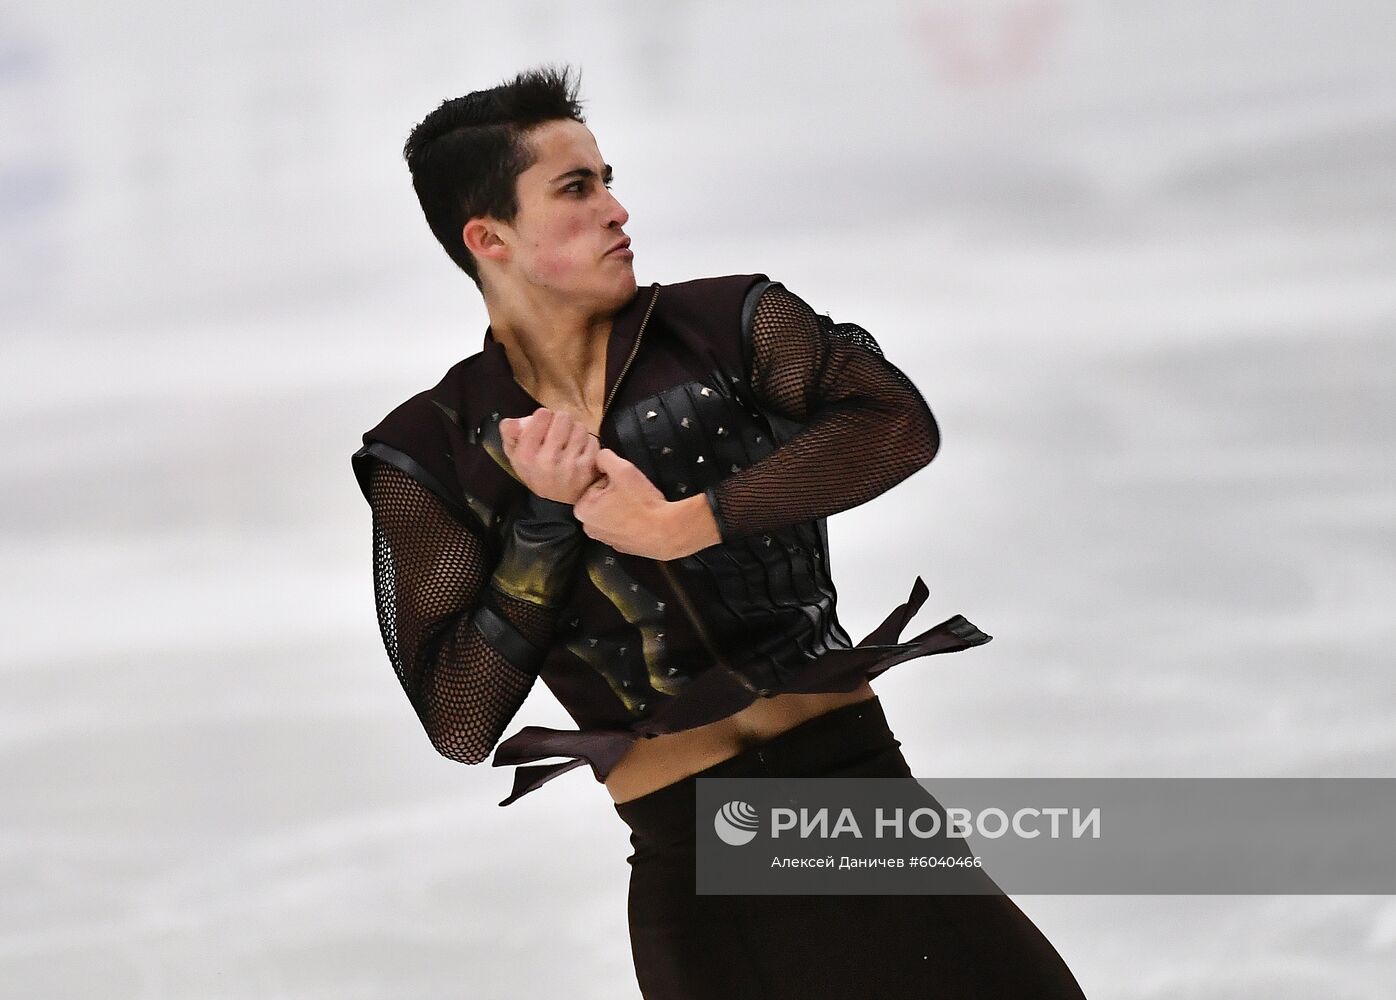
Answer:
[{"xmin": 463, "ymin": 217, "xmax": 508, "ymax": 262}]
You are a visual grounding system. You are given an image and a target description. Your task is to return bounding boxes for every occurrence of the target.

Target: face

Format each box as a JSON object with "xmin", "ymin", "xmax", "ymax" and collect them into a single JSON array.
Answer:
[{"xmin": 467, "ymin": 118, "xmax": 636, "ymax": 310}]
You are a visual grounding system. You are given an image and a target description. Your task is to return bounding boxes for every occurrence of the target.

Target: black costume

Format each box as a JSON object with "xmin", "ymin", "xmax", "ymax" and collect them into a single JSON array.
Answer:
[
  {"xmin": 351, "ymin": 274, "xmax": 1088, "ymax": 997},
  {"xmin": 617, "ymin": 695, "xmax": 1088, "ymax": 999}
]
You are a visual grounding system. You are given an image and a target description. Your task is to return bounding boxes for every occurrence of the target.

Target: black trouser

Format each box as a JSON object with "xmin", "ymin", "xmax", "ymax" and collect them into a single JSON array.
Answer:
[{"xmin": 614, "ymin": 695, "xmax": 1089, "ymax": 999}]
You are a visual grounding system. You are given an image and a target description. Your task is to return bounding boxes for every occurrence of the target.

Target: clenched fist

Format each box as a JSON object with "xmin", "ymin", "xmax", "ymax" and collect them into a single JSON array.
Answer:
[
  {"xmin": 499, "ymin": 407, "xmax": 601, "ymax": 504},
  {"xmin": 574, "ymin": 448, "xmax": 723, "ymax": 560}
]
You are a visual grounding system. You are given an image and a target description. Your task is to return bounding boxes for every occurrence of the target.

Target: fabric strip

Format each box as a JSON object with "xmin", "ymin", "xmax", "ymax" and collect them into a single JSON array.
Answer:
[{"xmin": 489, "ymin": 575, "xmax": 991, "ymax": 806}]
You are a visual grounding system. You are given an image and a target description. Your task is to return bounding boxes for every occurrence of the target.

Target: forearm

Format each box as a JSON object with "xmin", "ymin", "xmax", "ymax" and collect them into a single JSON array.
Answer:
[
  {"xmin": 714, "ymin": 281, "xmax": 941, "ymax": 543},
  {"xmin": 409, "ymin": 499, "xmax": 582, "ymax": 761},
  {"xmin": 702, "ymin": 394, "xmax": 938, "ymax": 541},
  {"xmin": 369, "ymin": 460, "xmax": 582, "ymax": 765}
]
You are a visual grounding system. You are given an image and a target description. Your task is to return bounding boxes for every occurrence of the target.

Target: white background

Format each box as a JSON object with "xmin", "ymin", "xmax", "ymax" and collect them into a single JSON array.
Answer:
[{"xmin": 3, "ymin": 1, "xmax": 1394, "ymax": 996}]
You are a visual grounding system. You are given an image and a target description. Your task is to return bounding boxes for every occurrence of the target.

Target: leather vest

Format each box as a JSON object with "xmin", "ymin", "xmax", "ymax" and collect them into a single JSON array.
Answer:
[{"xmin": 353, "ymin": 273, "xmax": 991, "ymax": 804}]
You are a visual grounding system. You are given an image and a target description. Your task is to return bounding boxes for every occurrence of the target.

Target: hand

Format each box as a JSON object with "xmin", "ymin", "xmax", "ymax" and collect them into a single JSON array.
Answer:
[
  {"xmin": 499, "ymin": 408, "xmax": 601, "ymax": 504},
  {"xmin": 573, "ymin": 449, "xmax": 722, "ymax": 560}
]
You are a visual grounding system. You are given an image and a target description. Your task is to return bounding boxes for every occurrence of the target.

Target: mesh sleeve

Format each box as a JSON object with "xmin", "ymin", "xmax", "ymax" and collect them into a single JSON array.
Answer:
[
  {"xmin": 366, "ymin": 459, "xmax": 574, "ymax": 765},
  {"xmin": 704, "ymin": 283, "xmax": 940, "ymax": 540}
]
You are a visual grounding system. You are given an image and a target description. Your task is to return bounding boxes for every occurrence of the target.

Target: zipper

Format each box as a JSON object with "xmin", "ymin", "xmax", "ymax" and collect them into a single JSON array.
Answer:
[
  {"xmin": 602, "ymin": 282, "xmax": 661, "ymax": 419},
  {"xmin": 598, "ymin": 283, "xmax": 746, "ymax": 685}
]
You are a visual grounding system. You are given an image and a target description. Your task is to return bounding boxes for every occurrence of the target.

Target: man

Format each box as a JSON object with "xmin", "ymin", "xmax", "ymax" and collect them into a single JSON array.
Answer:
[
  {"xmin": 355, "ymin": 64, "xmax": 1087, "ymax": 999},
  {"xmin": 401, "ymin": 65, "xmax": 890, "ymax": 803}
]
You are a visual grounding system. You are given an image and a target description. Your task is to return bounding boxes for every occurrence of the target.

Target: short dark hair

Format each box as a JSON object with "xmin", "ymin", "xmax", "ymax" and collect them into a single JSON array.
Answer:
[{"xmin": 402, "ymin": 64, "xmax": 588, "ymax": 291}]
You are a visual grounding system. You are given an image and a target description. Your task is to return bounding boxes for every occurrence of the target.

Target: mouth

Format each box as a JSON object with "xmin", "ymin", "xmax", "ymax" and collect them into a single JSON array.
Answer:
[{"xmin": 606, "ymin": 237, "xmax": 633, "ymax": 258}]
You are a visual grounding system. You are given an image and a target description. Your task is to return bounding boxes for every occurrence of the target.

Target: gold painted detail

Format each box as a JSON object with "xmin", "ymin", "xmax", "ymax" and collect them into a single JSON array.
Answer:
[
  {"xmin": 585, "ymin": 543, "xmax": 687, "ymax": 699},
  {"xmin": 462, "ymin": 494, "xmax": 497, "ymax": 532},
  {"xmin": 473, "ymin": 413, "xmax": 520, "ymax": 482}
]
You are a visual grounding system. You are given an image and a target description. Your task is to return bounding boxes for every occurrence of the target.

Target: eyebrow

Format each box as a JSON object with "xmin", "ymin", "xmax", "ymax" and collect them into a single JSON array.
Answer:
[{"xmin": 550, "ymin": 163, "xmax": 614, "ymax": 186}]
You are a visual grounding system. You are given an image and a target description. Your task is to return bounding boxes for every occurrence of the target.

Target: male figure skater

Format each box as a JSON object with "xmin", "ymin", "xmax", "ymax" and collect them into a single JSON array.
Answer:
[{"xmin": 354, "ymin": 63, "xmax": 1089, "ymax": 998}]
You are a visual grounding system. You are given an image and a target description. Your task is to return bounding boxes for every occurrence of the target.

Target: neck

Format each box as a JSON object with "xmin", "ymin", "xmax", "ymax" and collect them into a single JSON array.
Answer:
[{"xmin": 486, "ymin": 289, "xmax": 614, "ymax": 410}]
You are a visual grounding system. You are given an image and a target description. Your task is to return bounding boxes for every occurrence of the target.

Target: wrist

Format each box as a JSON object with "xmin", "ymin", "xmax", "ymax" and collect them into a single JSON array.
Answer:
[
  {"xmin": 666, "ymin": 493, "xmax": 723, "ymax": 559},
  {"xmin": 701, "ymin": 485, "xmax": 730, "ymax": 542}
]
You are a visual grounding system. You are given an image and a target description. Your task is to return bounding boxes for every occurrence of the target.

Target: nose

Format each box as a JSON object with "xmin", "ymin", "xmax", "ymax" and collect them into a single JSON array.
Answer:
[{"xmin": 604, "ymin": 187, "xmax": 629, "ymax": 230}]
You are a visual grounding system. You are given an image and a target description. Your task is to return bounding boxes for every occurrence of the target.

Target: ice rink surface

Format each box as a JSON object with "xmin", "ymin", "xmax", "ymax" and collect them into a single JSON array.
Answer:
[{"xmin": 3, "ymin": 2, "xmax": 1394, "ymax": 996}]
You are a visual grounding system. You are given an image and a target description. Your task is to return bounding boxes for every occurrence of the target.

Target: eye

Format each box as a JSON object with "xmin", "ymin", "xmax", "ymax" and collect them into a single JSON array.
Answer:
[{"xmin": 564, "ymin": 178, "xmax": 614, "ymax": 195}]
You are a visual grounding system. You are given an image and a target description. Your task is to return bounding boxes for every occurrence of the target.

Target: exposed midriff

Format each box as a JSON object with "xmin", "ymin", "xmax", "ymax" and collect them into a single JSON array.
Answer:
[{"xmin": 603, "ymin": 679, "xmax": 878, "ymax": 803}]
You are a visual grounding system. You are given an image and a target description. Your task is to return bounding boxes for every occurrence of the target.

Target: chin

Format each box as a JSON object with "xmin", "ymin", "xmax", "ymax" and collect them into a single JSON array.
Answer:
[
  {"xmin": 607, "ymin": 269, "xmax": 639, "ymax": 303},
  {"xmin": 560, "ymin": 267, "xmax": 635, "ymax": 313}
]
